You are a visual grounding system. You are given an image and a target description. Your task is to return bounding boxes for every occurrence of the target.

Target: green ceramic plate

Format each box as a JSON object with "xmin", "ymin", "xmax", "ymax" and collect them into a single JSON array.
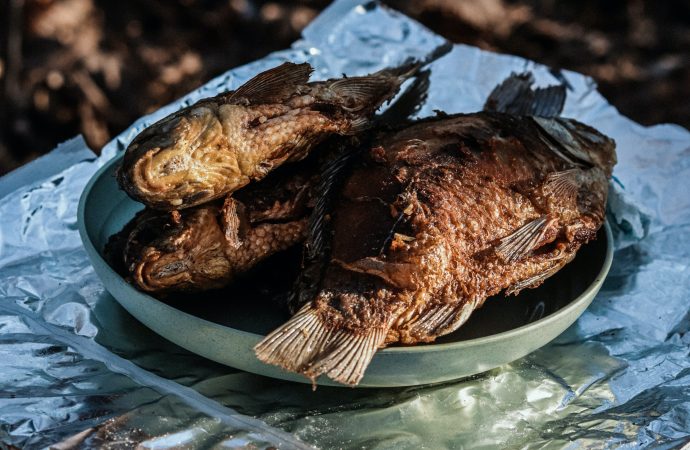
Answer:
[{"xmin": 78, "ymin": 154, "xmax": 613, "ymax": 388}]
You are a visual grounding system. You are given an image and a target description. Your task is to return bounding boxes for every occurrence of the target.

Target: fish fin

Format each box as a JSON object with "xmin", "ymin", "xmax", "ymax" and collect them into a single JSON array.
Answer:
[
  {"xmin": 372, "ymin": 41, "xmax": 451, "ymax": 80},
  {"xmin": 343, "ymin": 116, "xmax": 372, "ymax": 134},
  {"xmin": 378, "ymin": 69, "xmax": 431, "ymax": 126},
  {"xmin": 506, "ymin": 254, "xmax": 573, "ymax": 295},
  {"xmin": 230, "ymin": 62, "xmax": 313, "ymax": 104},
  {"xmin": 304, "ymin": 326, "xmax": 387, "ymax": 387},
  {"xmin": 543, "ymin": 169, "xmax": 580, "ymax": 202},
  {"xmin": 289, "ymin": 142, "xmax": 358, "ymax": 314},
  {"xmin": 255, "ymin": 305, "xmax": 332, "ymax": 374},
  {"xmin": 532, "ymin": 117, "xmax": 594, "ymax": 167},
  {"xmin": 495, "ymin": 216, "xmax": 555, "ymax": 263},
  {"xmin": 484, "ymin": 72, "xmax": 566, "ymax": 118},
  {"xmin": 333, "ymin": 257, "xmax": 417, "ymax": 290},
  {"xmin": 220, "ymin": 197, "xmax": 248, "ymax": 249},
  {"xmin": 305, "ymin": 141, "xmax": 358, "ymax": 259},
  {"xmin": 329, "ymin": 76, "xmax": 401, "ymax": 111},
  {"xmin": 254, "ymin": 305, "xmax": 387, "ymax": 386},
  {"xmin": 531, "ymin": 86, "xmax": 567, "ymax": 117},
  {"xmin": 403, "ymin": 301, "xmax": 476, "ymax": 338}
]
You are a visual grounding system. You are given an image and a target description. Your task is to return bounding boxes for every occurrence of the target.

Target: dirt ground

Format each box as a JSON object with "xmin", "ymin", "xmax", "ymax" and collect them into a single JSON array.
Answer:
[{"xmin": 0, "ymin": 0, "xmax": 688, "ymax": 176}]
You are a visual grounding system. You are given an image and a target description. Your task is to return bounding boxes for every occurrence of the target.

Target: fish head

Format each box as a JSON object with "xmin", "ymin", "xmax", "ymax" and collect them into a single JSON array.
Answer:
[
  {"xmin": 118, "ymin": 105, "xmax": 240, "ymax": 210},
  {"xmin": 127, "ymin": 207, "xmax": 232, "ymax": 293}
]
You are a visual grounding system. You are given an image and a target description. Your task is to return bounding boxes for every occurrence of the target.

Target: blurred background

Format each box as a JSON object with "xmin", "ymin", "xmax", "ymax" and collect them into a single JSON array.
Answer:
[{"xmin": 0, "ymin": 0, "xmax": 688, "ymax": 176}]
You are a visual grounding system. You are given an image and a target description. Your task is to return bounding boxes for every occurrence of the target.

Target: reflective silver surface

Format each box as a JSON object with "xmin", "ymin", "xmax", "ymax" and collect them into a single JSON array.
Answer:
[{"xmin": 1, "ymin": 0, "xmax": 690, "ymax": 448}]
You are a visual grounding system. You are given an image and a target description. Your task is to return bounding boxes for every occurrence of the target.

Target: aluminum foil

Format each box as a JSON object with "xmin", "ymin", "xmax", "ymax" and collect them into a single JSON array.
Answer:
[{"xmin": 2, "ymin": 0, "xmax": 690, "ymax": 448}]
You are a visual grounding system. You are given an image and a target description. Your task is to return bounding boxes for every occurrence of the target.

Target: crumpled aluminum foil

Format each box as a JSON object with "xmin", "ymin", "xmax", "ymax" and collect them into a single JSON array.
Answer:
[{"xmin": 2, "ymin": 1, "xmax": 690, "ymax": 448}]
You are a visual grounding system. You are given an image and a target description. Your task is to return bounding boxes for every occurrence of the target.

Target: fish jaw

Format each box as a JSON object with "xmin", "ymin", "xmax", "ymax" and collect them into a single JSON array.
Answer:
[{"xmin": 119, "ymin": 105, "xmax": 245, "ymax": 210}]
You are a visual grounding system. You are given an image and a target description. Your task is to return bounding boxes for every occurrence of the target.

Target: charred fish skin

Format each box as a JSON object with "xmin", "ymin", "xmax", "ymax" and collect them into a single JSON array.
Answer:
[
  {"xmin": 117, "ymin": 61, "xmax": 424, "ymax": 211},
  {"xmin": 255, "ymin": 75, "xmax": 617, "ymax": 387},
  {"xmin": 107, "ymin": 163, "xmax": 315, "ymax": 294}
]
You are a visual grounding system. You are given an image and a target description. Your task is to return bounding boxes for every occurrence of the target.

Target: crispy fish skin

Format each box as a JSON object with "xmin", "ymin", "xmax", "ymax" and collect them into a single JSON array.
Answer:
[
  {"xmin": 117, "ymin": 61, "xmax": 420, "ymax": 211},
  {"xmin": 107, "ymin": 167, "xmax": 313, "ymax": 294},
  {"xmin": 255, "ymin": 111, "xmax": 616, "ymax": 387}
]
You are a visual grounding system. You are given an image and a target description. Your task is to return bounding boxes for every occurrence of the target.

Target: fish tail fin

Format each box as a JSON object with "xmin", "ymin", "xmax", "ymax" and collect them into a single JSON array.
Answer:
[
  {"xmin": 374, "ymin": 60, "xmax": 421, "ymax": 82},
  {"xmin": 304, "ymin": 325, "xmax": 387, "ymax": 387},
  {"xmin": 484, "ymin": 72, "xmax": 566, "ymax": 118},
  {"xmin": 254, "ymin": 305, "xmax": 387, "ymax": 387},
  {"xmin": 377, "ymin": 68, "xmax": 431, "ymax": 126},
  {"xmin": 331, "ymin": 41, "xmax": 451, "ymax": 120}
]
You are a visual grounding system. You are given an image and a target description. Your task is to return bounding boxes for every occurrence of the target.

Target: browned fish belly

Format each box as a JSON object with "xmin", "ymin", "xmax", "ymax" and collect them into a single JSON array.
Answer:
[
  {"xmin": 117, "ymin": 61, "xmax": 422, "ymax": 211},
  {"xmin": 255, "ymin": 110, "xmax": 617, "ymax": 386}
]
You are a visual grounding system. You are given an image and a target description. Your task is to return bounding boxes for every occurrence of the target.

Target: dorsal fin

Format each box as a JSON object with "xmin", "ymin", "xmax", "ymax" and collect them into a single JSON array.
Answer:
[
  {"xmin": 330, "ymin": 77, "xmax": 395, "ymax": 101},
  {"xmin": 306, "ymin": 142, "xmax": 358, "ymax": 259},
  {"xmin": 229, "ymin": 62, "xmax": 313, "ymax": 104},
  {"xmin": 328, "ymin": 76, "xmax": 405, "ymax": 114},
  {"xmin": 484, "ymin": 72, "xmax": 566, "ymax": 118},
  {"xmin": 288, "ymin": 140, "xmax": 359, "ymax": 314},
  {"xmin": 494, "ymin": 216, "xmax": 555, "ymax": 263}
]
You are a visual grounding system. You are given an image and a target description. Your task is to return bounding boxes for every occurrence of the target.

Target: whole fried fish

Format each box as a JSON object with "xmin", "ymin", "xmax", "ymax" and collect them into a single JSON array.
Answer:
[
  {"xmin": 254, "ymin": 74, "xmax": 617, "ymax": 386},
  {"xmin": 117, "ymin": 61, "xmax": 423, "ymax": 210},
  {"xmin": 106, "ymin": 163, "xmax": 314, "ymax": 293}
]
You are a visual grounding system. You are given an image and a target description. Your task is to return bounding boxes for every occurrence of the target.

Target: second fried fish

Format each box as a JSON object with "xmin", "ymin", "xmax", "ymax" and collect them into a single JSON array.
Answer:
[
  {"xmin": 118, "ymin": 61, "xmax": 423, "ymax": 210},
  {"xmin": 255, "ymin": 74, "xmax": 617, "ymax": 386}
]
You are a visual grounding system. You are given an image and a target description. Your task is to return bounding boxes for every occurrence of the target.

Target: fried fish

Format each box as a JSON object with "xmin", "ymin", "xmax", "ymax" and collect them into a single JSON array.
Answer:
[
  {"xmin": 254, "ymin": 74, "xmax": 617, "ymax": 386},
  {"xmin": 117, "ymin": 61, "xmax": 424, "ymax": 211},
  {"xmin": 106, "ymin": 162, "xmax": 314, "ymax": 293}
]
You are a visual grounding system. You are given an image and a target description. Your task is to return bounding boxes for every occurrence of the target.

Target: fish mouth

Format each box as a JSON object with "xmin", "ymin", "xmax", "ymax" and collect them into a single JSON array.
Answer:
[
  {"xmin": 122, "ymin": 211, "xmax": 178, "ymax": 270},
  {"xmin": 124, "ymin": 211, "xmax": 194, "ymax": 292},
  {"xmin": 135, "ymin": 253, "xmax": 192, "ymax": 292},
  {"xmin": 118, "ymin": 127, "xmax": 182, "ymax": 207}
]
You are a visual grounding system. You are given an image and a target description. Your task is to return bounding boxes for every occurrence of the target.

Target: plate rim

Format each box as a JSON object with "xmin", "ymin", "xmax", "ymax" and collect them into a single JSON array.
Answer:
[{"xmin": 78, "ymin": 153, "xmax": 614, "ymax": 355}]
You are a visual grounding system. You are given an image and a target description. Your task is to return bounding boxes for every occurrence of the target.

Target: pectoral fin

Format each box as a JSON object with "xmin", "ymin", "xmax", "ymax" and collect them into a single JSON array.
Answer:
[
  {"xmin": 333, "ymin": 257, "xmax": 417, "ymax": 290},
  {"xmin": 543, "ymin": 169, "xmax": 580, "ymax": 201},
  {"xmin": 495, "ymin": 216, "xmax": 555, "ymax": 263}
]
